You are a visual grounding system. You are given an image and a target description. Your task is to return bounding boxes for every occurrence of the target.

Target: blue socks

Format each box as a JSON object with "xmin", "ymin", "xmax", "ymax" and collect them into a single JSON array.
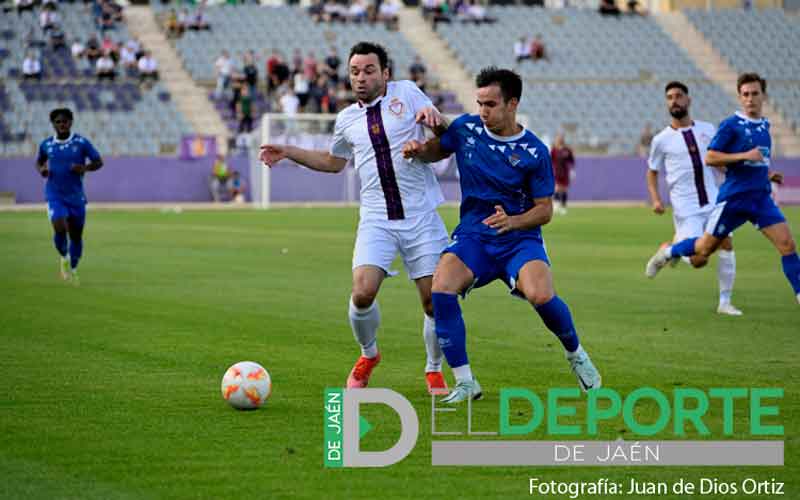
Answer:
[
  {"xmin": 534, "ymin": 296, "xmax": 580, "ymax": 352},
  {"xmin": 54, "ymin": 232, "xmax": 67, "ymax": 257},
  {"xmin": 781, "ymin": 253, "xmax": 800, "ymax": 294},
  {"xmin": 69, "ymin": 238, "xmax": 83, "ymax": 269},
  {"xmin": 669, "ymin": 237, "xmax": 698, "ymax": 258},
  {"xmin": 431, "ymin": 292, "xmax": 469, "ymax": 368}
]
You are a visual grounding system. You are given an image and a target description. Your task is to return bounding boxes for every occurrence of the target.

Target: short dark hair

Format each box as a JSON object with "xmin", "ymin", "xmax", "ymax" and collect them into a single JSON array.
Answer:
[
  {"xmin": 475, "ymin": 66, "xmax": 522, "ymax": 103},
  {"xmin": 50, "ymin": 108, "xmax": 73, "ymax": 122},
  {"xmin": 348, "ymin": 42, "xmax": 389, "ymax": 70},
  {"xmin": 737, "ymin": 72, "xmax": 767, "ymax": 94},
  {"xmin": 665, "ymin": 81, "xmax": 688, "ymax": 95}
]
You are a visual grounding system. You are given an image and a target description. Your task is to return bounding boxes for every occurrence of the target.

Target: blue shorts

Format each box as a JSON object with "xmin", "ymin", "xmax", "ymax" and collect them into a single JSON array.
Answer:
[
  {"xmin": 443, "ymin": 233, "xmax": 550, "ymax": 296},
  {"xmin": 707, "ymin": 190, "xmax": 785, "ymax": 238},
  {"xmin": 47, "ymin": 199, "xmax": 86, "ymax": 226}
]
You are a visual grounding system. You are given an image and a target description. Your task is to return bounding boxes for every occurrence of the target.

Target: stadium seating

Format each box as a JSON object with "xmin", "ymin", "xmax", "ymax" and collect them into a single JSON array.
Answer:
[
  {"xmin": 160, "ymin": 4, "xmax": 427, "ymax": 84},
  {"xmin": 686, "ymin": 8, "xmax": 800, "ymax": 130},
  {"xmin": 437, "ymin": 6, "xmax": 743, "ymax": 151},
  {"xmin": 0, "ymin": 5, "xmax": 192, "ymax": 156}
]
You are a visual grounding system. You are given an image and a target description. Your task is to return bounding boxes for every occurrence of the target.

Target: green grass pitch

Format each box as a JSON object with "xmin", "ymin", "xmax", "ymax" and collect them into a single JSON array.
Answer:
[{"xmin": 1, "ymin": 206, "xmax": 796, "ymax": 499}]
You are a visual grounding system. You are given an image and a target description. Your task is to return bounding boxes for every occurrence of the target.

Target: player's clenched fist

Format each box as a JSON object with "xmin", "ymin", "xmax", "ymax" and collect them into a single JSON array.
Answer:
[
  {"xmin": 259, "ymin": 144, "xmax": 287, "ymax": 167},
  {"xmin": 402, "ymin": 140, "xmax": 424, "ymax": 159}
]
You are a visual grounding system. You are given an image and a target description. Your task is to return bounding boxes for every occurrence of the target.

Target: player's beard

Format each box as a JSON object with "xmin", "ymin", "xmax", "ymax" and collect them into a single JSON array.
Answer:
[
  {"xmin": 355, "ymin": 79, "xmax": 386, "ymax": 104},
  {"xmin": 669, "ymin": 106, "xmax": 688, "ymax": 120}
]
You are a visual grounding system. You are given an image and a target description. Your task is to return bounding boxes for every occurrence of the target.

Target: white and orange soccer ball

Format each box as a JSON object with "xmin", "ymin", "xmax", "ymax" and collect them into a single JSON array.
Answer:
[{"xmin": 221, "ymin": 361, "xmax": 272, "ymax": 410}]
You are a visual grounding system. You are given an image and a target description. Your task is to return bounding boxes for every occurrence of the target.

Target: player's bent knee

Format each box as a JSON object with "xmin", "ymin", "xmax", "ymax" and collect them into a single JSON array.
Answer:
[
  {"xmin": 690, "ymin": 255, "xmax": 708, "ymax": 268},
  {"xmin": 351, "ymin": 291, "xmax": 377, "ymax": 309}
]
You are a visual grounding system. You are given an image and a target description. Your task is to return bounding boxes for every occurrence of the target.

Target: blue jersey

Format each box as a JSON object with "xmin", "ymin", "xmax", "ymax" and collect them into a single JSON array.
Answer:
[
  {"xmin": 439, "ymin": 114, "xmax": 554, "ymax": 241},
  {"xmin": 37, "ymin": 133, "xmax": 101, "ymax": 205},
  {"xmin": 708, "ymin": 112, "xmax": 771, "ymax": 202}
]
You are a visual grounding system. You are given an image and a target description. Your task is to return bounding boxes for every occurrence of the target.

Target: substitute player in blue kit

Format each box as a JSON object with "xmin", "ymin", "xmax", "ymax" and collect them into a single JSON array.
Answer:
[
  {"xmin": 403, "ymin": 67, "xmax": 601, "ymax": 403},
  {"xmin": 36, "ymin": 108, "xmax": 103, "ymax": 285},
  {"xmin": 647, "ymin": 73, "xmax": 800, "ymax": 305}
]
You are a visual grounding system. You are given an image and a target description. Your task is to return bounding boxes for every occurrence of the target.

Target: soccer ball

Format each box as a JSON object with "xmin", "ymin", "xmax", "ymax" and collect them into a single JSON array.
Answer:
[{"xmin": 221, "ymin": 361, "xmax": 272, "ymax": 410}]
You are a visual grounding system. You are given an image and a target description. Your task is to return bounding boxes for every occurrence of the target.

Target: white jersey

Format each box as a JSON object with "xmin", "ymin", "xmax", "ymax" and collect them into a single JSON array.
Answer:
[
  {"xmin": 330, "ymin": 80, "xmax": 444, "ymax": 222},
  {"xmin": 648, "ymin": 120, "xmax": 721, "ymax": 218}
]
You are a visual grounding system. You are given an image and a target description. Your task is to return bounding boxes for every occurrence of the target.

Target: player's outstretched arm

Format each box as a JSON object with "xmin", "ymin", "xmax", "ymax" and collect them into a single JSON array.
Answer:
[
  {"xmin": 482, "ymin": 198, "xmax": 553, "ymax": 234},
  {"xmin": 260, "ymin": 144, "xmax": 347, "ymax": 173},
  {"xmin": 705, "ymin": 147, "xmax": 762, "ymax": 167},
  {"xmin": 402, "ymin": 137, "xmax": 451, "ymax": 163},
  {"xmin": 646, "ymin": 170, "xmax": 664, "ymax": 214}
]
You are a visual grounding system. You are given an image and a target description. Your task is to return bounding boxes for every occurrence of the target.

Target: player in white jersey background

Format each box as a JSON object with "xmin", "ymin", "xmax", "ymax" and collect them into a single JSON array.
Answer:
[
  {"xmin": 259, "ymin": 42, "xmax": 450, "ymax": 394},
  {"xmin": 645, "ymin": 81, "xmax": 741, "ymax": 316}
]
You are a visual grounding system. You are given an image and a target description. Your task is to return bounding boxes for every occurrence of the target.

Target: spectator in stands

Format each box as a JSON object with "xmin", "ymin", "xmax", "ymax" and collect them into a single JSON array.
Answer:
[
  {"xmin": 322, "ymin": 0, "xmax": 346, "ymax": 23},
  {"xmin": 321, "ymin": 84, "xmax": 338, "ymax": 114},
  {"xmin": 96, "ymin": 2, "xmax": 116, "ymax": 31},
  {"xmin": 126, "ymin": 37, "xmax": 143, "ymax": 60},
  {"xmin": 291, "ymin": 48, "xmax": 303, "ymax": 75},
  {"xmin": 599, "ymin": 0, "xmax": 621, "ymax": 16},
  {"xmin": 16, "ymin": 0, "xmax": 36, "ymax": 17},
  {"xmin": 303, "ymin": 50, "xmax": 318, "ymax": 81},
  {"xmin": 96, "ymin": 50, "xmax": 116, "ymax": 81},
  {"xmin": 307, "ymin": 74, "xmax": 329, "ymax": 113},
  {"xmin": 71, "ymin": 38, "xmax": 85, "ymax": 60},
  {"xmin": 165, "ymin": 8, "xmax": 184, "ymax": 38},
  {"xmin": 279, "ymin": 87, "xmax": 300, "ymax": 135},
  {"xmin": 347, "ymin": 0, "xmax": 368, "ymax": 23},
  {"xmin": 378, "ymin": 0, "xmax": 400, "ymax": 30},
  {"xmin": 39, "ymin": 3, "xmax": 59, "ymax": 32},
  {"xmin": 266, "ymin": 49, "xmax": 282, "ymax": 95},
  {"xmin": 293, "ymin": 69, "xmax": 311, "ymax": 110},
  {"xmin": 22, "ymin": 50, "xmax": 42, "ymax": 81},
  {"xmin": 242, "ymin": 50, "xmax": 258, "ymax": 97},
  {"xmin": 637, "ymin": 122, "xmax": 653, "ymax": 157},
  {"xmin": 308, "ymin": 0, "xmax": 324, "ymax": 23},
  {"xmin": 101, "ymin": 34, "xmax": 118, "ymax": 60},
  {"xmin": 530, "ymin": 34, "xmax": 548, "ymax": 62},
  {"xmin": 189, "ymin": 3, "xmax": 210, "ymax": 30},
  {"xmin": 119, "ymin": 39, "xmax": 137, "ymax": 69},
  {"xmin": 409, "ymin": 55, "xmax": 427, "ymax": 92},
  {"xmin": 137, "ymin": 50, "xmax": 158, "ymax": 84},
  {"xmin": 215, "ymin": 50, "xmax": 232, "ymax": 98},
  {"xmin": 237, "ymin": 84, "xmax": 254, "ymax": 134},
  {"xmin": 514, "ymin": 36, "xmax": 530, "ymax": 63},
  {"xmin": 178, "ymin": 8, "xmax": 190, "ymax": 32},
  {"xmin": 50, "ymin": 27, "xmax": 66, "ymax": 51},
  {"xmin": 461, "ymin": 0, "xmax": 495, "ymax": 24},
  {"xmin": 209, "ymin": 154, "xmax": 232, "ymax": 203},
  {"xmin": 322, "ymin": 46, "xmax": 341, "ymax": 83},
  {"xmin": 85, "ymin": 35, "xmax": 102, "ymax": 66}
]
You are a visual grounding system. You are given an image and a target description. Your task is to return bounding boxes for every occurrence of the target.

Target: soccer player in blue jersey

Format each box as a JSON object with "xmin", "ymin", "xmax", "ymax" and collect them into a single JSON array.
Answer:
[
  {"xmin": 403, "ymin": 67, "xmax": 601, "ymax": 403},
  {"xmin": 647, "ymin": 73, "xmax": 800, "ymax": 305},
  {"xmin": 36, "ymin": 108, "xmax": 103, "ymax": 285}
]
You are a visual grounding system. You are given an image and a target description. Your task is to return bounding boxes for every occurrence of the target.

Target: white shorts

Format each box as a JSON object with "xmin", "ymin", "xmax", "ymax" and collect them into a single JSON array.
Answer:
[
  {"xmin": 352, "ymin": 210, "xmax": 449, "ymax": 280},
  {"xmin": 672, "ymin": 209, "xmax": 730, "ymax": 241}
]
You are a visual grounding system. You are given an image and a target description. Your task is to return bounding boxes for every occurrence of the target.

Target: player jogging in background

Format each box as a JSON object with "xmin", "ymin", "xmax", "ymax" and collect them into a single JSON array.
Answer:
[
  {"xmin": 645, "ymin": 81, "xmax": 741, "ymax": 316},
  {"xmin": 36, "ymin": 108, "xmax": 103, "ymax": 286},
  {"xmin": 403, "ymin": 67, "xmax": 601, "ymax": 403},
  {"xmin": 647, "ymin": 73, "xmax": 800, "ymax": 305},
  {"xmin": 259, "ymin": 42, "xmax": 451, "ymax": 394},
  {"xmin": 550, "ymin": 133, "xmax": 574, "ymax": 215}
]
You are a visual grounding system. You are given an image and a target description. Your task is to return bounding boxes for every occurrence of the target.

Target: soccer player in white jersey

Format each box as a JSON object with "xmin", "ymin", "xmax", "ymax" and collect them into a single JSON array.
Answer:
[
  {"xmin": 645, "ymin": 81, "xmax": 741, "ymax": 316},
  {"xmin": 259, "ymin": 42, "xmax": 450, "ymax": 393}
]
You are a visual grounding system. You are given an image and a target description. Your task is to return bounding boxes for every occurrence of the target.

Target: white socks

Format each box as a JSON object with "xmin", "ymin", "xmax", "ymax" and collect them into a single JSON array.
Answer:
[
  {"xmin": 423, "ymin": 314, "xmax": 444, "ymax": 373},
  {"xmin": 452, "ymin": 364, "xmax": 473, "ymax": 383},
  {"xmin": 717, "ymin": 250, "xmax": 736, "ymax": 305},
  {"xmin": 349, "ymin": 297, "xmax": 380, "ymax": 358}
]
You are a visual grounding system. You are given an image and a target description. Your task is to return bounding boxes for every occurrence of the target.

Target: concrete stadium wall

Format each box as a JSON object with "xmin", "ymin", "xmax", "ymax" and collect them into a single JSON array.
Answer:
[{"xmin": 2, "ymin": 155, "xmax": 800, "ymax": 204}]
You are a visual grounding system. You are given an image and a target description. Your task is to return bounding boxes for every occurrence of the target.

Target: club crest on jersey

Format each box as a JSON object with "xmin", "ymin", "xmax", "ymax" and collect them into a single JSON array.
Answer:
[
  {"xmin": 509, "ymin": 153, "xmax": 522, "ymax": 166},
  {"xmin": 388, "ymin": 98, "xmax": 404, "ymax": 116},
  {"xmin": 371, "ymin": 123, "xmax": 382, "ymax": 136}
]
